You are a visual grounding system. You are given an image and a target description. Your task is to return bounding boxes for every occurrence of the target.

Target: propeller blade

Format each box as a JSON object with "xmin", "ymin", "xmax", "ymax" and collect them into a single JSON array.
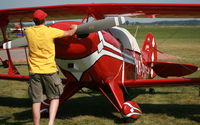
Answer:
[
  {"xmin": 76, "ymin": 17, "xmax": 126, "ymax": 35},
  {"xmin": 3, "ymin": 37, "xmax": 27, "ymax": 49},
  {"xmin": 3, "ymin": 17, "xmax": 126, "ymax": 49}
]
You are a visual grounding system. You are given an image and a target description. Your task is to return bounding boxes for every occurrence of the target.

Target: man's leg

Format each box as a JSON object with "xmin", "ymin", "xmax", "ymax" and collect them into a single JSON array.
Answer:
[
  {"xmin": 42, "ymin": 73, "xmax": 63, "ymax": 125},
  {"xmin": 32, "ymin": 102, "xmax": 41, "ymax": 125},
  {"xmin": 48, "ymin": 99, "xmax": 59, "ymax": 125}
]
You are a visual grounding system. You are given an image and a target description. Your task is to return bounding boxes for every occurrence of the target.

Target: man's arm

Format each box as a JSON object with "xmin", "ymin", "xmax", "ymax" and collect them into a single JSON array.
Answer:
[{"xmin": 63, "ymin": 25, "xmax": 77, "ymax": 37}]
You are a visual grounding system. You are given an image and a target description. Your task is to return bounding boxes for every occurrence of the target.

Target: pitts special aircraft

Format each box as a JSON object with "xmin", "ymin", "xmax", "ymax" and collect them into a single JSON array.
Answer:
[{"xmin": 0, "ymin": 1, "xmax": 200, "ymax": 122}]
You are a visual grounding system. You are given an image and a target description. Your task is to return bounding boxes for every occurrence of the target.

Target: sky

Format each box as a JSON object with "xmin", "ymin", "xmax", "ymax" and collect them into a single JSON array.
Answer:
[
  {"xmin": 1, "ymin": 0, "xmax": 200, "ymax": 9},
  {"xmin": 1, "ymin": 0, "xmax": 200, "ymax": 23}
]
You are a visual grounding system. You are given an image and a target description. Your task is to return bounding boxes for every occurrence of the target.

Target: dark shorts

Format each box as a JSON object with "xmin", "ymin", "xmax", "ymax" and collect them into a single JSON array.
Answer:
[{"xmin": 28, "ymin": 72, "xmax": 64, "ymax": 103}]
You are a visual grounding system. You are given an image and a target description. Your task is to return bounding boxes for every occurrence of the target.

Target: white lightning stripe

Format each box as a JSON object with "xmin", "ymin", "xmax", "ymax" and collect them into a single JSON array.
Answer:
[
  {"xmin": 56, "ymin": 49, "xmax": 134, "ymax": 81},
  {"xmin": 56, "ymin": 49, "xmax": 134, "ymax": 72},
  {"xmin": 104, "ymin": 40, "xmax": 133, "ymax": 60},
  {"xmin": 125, "ymin": 112, "xmax": 142, "ymax": 117},
  {"xmin": 124, "ymin": 102, "xmax": 141, "ymax": 112},
  {"xmin": 123, "ymin": 102, "xmax": 142, "ymax": 118},
  {"xmin": 56, "ymin": 31, "xmax": 135, "ymax": 81},
  {"xmin": 98, "ymin": 31, "xmax": 121, "ymax": 53},
  {"xmin": 98, "ymin": 32, "xmax": 134, "ymax": 61}
]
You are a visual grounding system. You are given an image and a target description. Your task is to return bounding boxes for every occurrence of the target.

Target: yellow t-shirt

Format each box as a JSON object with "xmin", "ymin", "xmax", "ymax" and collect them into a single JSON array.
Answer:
[{"xmin": 25, "ymin": 25, "xmax": 65, "ymax": 74}]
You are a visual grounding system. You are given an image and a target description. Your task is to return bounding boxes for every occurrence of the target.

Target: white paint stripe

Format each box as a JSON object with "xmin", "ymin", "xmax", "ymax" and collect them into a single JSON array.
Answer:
[
  {"xmin": 151, "ymin": 53, "xmax": 154, "ymax": 62},
  {"xmin": 114, "ymin": 17, "xmax": 119, "ymax": 26},
  {"xmin": 3, "ymin": 43, "xmax": 6, "ymax": 49},
  {"xmin": 122, "ymin": 61, "xmax": 125, "ymax": 84},
  {"xmin": 42, "ymin": 101, "xmax": 50, "ymax": 106},
  {"xmin": 98, "ymin": 31, "xmax": 134, "ymax": 61},
  {"xmin": 151, "ymin": 69, "xmax": 154, "ymax": 78},
  {"xmin": 56, "ymin": 49, "xmax": 134, "ymax": 72},
  {"xmin": 123, "ymin": 102, "xmax": 142, "ymax": 118},
  {"xmin": 3, "ymin": 41, "xmax": 12, "ymax": 49},
  {"xmin": 56, "ymin": 49, "xmax": 134, "ymax": 81},
  {"xmin": 120, "ymin": 17, "xmax": 126, "ymax": 24},
  {"xmin": 8, "ymin": 41, "xmax": 11, "ymax": 49},
  {"xmin": 152, "ymin": 38, "xmax": 155, "ymax": 47},
  {"xmin": 40, "ymin": 108, "xmax": 48, "ymax": 113},
  {"xmin": 125, "ymin": 112, "xmax": 142, "ymax": 117},
  {"xmin": 56, "ymin": 31, "xmax": 135, "ymax": 81},
  {"xmin": 121, "ymin": 60, "xmax": 129, "ymax": 94},
  {"xmin": 124, "ymin": 102, "xmax": 141, "ymax": 112}
]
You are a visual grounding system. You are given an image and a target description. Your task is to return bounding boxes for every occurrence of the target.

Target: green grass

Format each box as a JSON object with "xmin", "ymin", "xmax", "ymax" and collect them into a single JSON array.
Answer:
[
  {"xmin": 0, "ymin": 25, "xmax": 200, "ymax": 125},
  {"xmin": 125, "ymin": 25, "xmax": 200, "ymax": 77}
]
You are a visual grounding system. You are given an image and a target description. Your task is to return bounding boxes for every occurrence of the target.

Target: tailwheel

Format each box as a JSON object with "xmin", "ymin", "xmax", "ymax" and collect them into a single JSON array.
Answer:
[
  {"xmin": 124, "ymin": 117, "xmax": 137, "ymax": 123},
  {"xmin": 121, "ymin": 101, "xmax": 142, "ymax": 123},
  {"xmin": 149, "ymin": 88, "xmax": 155, "ymax": 94}
]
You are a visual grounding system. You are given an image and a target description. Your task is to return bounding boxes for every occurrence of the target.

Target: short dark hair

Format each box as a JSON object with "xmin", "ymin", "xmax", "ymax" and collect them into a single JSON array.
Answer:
[{"xmin": 33, "ymin": 18, "xmax": 45, "ymax": 25}]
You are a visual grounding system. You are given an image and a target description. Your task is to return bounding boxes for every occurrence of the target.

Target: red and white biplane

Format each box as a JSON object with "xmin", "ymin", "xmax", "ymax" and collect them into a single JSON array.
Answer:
[{"xmin": 0, "ymin": 1, "xmax": 200, "ymax": 122}]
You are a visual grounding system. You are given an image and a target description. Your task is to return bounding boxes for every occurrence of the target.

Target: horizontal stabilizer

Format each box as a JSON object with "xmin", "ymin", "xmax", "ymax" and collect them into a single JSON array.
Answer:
[
  {"xmin": 3, "ymin": 37, "xmax": 27, "ymax": 49},
  {"xmin": 148, "ymin": 62, "xmax": 198, "ymax": 77}
]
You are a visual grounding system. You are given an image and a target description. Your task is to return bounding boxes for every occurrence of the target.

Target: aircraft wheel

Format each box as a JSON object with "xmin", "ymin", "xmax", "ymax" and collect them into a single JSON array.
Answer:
[
  {"xmin": 124, "ymin": 117, "xmax": 137, "ymax": 123},
  {"xmin": 121, "ymin": 101, "xmax": 142, "ymax": 123}
]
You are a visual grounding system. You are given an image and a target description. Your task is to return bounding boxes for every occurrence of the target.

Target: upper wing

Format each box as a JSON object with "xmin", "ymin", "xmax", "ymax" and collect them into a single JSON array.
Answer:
[{"xmin": 1, "ymin": 3, "xmax": 200, "ymax": 22}]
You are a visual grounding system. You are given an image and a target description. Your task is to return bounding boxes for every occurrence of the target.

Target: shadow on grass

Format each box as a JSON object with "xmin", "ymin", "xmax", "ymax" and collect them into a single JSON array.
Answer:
[
  {"xmin": 0, "ymin": 97, "xmax": 31, "ymax": 107},
  {"xmin": 141, "ymin": 103, "xmax": 200, "ymax": 122},
  {"xmin": 57, "ymin": 95, "xmax": 200, "ymax": 123},
  {"xmin": 0, "ymin": 92, "xmax": 199, "ymax": 124},
  {"xmin": 0, "ymin": 97, "xmax": 32, "ymax": 125},
  {"xmin": 125, "ymin": 88, "xmax": 180, "ymax": 100}
]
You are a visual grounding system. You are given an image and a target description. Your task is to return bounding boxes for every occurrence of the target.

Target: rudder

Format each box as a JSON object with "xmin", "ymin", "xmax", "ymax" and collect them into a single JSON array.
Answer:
[
  {"xmin": 141, "ymin": 33, "xmax": 157, "ymax": 78},
  {"xmin": 141, "ymin": 32, "xmax": 158, "ymax": 64}
]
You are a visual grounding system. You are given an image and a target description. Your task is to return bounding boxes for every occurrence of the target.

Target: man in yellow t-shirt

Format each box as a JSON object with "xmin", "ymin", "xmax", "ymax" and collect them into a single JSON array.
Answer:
[{"xmin": 25, "ymin": 9, "xmax": 77, "ymax": 125}]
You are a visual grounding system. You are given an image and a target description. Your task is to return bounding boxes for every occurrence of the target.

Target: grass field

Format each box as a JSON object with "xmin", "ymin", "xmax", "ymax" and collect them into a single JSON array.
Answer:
[{"xmin": 0, "ymin": 25, "xmax": 200, "ymax": 125}]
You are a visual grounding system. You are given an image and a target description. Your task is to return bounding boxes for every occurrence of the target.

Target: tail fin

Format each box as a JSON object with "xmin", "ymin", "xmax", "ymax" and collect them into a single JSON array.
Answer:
[
  {"xmin": 141, "ymin": 33, "xmax": 198, "ymax": 78},
  {"xmin": 141, "ymin": 32, "xmax": 158, "ymax": 64},
  {"xmin": 141, "ymin": 33, "xmax": 157, "ymax": 78}
]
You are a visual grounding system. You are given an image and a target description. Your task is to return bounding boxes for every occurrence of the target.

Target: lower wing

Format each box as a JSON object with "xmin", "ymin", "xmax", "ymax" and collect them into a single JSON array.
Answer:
[
  {"xmin": 0, "ymin": 73, "xmax": 29, "ymax": 81},
  {"xmin": 122, "ymin": 77, "xmax": 200, "ymax": 88}
]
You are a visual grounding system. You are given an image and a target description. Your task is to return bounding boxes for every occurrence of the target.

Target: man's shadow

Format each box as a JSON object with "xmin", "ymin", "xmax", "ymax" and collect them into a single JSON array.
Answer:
[{"xmin": 0, "ymin": 90, "xmax": 199, "ymax": 124}]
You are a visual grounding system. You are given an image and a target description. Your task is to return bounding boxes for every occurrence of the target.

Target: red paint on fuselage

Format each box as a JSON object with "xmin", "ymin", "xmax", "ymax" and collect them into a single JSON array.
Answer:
[
  {"xmin": 50, "ymin": 21, "xmax": 151, "ymax": 86},
  {"xmin": 51, "ymin": 21, "xmax": 95, "ymax": 59}
]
